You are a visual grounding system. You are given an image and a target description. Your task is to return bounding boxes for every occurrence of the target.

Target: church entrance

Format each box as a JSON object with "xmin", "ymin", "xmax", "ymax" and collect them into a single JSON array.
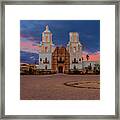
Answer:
[
  {"xmin": 52, "ymin": 47, "xmax": 70, "ymax": 74},
  {"xmin": 58, "ymin": 66, "xmax": 63, "ymax": 73}
]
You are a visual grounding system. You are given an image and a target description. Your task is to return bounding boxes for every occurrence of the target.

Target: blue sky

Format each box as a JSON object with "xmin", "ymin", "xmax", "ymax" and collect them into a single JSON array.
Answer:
[{"xmin": 20, "ymin": 20, "xmax": 100, "ymax": 64}]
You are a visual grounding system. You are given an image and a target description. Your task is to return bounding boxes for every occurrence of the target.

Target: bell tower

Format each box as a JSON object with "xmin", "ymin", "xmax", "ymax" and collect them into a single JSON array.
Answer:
[
  {"xmin": 41, "ymin": 25, "xmax": 52, "ymax": 53},
  {"xmin": 39, "ymin": 25, "xmax": 53, "ymax": 70},
  {"xmin": 67, "ymin": 32, "xmax": 82, "ymax": 70},
  {"xmin": 68, "ymin": 32, "xmax": 82, "ymax": 54}
]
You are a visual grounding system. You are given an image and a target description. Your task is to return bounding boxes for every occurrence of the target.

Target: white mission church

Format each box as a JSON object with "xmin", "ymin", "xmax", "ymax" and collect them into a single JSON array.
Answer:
[{"xmin": 38, "ymin": 25, "xmax": 99, "ymax": 73}]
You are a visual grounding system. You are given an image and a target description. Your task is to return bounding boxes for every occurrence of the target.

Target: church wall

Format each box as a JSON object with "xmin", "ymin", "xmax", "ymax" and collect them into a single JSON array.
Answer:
[
  {"xmin": 69, "ymin": 51, "xmax": 82, "ymax": 69},
  {"xmin": 82, "ymin": 61, "xmax": 96, "ymax": 70},
  {"xmin": 39, "ymin": 53, "xmax": 52, "ymax": 70},
  {"xmin": 67, "ymin": 32, "xmax": 83, "ymax": 71},
  {"xmin": 70, "ymin": 63, "xmax": 83, "ymax": 70},
  {"xmin": 39, "ymin": 25, "xmax": 53, "ymax": 71}
]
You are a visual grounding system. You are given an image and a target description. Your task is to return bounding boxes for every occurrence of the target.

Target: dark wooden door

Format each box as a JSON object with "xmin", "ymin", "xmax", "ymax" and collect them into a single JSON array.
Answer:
[{"xmin": 58, "ymin": 66, "xmax": 63, "ymax": 73}]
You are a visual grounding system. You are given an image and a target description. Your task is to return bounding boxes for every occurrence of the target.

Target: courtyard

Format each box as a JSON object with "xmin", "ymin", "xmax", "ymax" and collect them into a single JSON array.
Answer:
[{"xmin": 20, "ymin": 74, "xmax": 100, "ymax": 100}]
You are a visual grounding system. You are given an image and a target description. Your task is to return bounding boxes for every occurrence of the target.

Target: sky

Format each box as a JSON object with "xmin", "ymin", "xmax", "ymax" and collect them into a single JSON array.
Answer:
[{"xmin": 20, "ymin": 20, "xmax": 100, "ymax": 64}]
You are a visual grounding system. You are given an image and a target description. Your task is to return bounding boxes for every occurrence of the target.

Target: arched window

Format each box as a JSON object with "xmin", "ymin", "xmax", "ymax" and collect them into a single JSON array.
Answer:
[
  {"xmin": 45, "ymin": 65, "xmax": 47, "ymax": 70},
  {"xmin": 40, "ymin": 58, "xmax": 42, "ymax": 61},
  {"xmin": 45, "ymin": 47, "xmax": 48, "ymax": 52},
  {"xmin": 74, "ymin": 58, "xmax": 76, "ymax": 62},
  {"xmin": 74, "ymin": 65, "xmax": 76, "ymax": 70},
  {"xmin": 60, "ymin": 57, "xmax": 62, "ymax": 62},
  {"xmin": 73, "ymin": 47, "xmax": 76, "ymax": 52},
  {"xmin": 45, "ymin": 57, "xmax": 47, "ymax": 62}
]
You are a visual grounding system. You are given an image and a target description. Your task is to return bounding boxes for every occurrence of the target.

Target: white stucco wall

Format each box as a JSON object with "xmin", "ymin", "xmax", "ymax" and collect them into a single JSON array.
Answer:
[
  {"xmin": 39, "ymin": 53, "xmax": 52, "ymax": 70},
  {"xmin": 82, "ymin": 61, "xmax": 97, "ymax": 70},
  {"xmin": 70, "ymin": 63, "xmax": 83, "ymax": 70},
  {"xmin": 69, "ymin": 49, "xmax": 82, "ymax": 70},
  {"xmin": 67, "ymin": 32, "xmax": 82, "ymax": 70}
]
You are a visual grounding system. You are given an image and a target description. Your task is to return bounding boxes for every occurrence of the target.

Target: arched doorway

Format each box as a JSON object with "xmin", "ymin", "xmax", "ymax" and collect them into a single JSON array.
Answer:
[{"xmin": 58, "ymin": 66, "xmax": 63, "ymax": 73}]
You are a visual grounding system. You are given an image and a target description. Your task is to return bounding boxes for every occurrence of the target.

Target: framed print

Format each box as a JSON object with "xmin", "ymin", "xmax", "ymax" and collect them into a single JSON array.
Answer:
[{"xmin": 0, "ymin": 0, "xmax": 119, "ymax": 119}]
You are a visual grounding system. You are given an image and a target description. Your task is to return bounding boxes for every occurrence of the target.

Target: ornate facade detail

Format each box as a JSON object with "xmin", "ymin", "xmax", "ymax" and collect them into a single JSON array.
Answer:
[{"xmin": 52, "ymin": 47, "xmax": 70, "ymax": 73}]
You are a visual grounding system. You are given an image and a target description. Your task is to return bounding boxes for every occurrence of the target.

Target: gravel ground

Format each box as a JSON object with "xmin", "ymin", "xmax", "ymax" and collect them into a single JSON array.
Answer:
[{"xmin": 20, "ymin": 74, "xmax": 100, "ymax": 100}]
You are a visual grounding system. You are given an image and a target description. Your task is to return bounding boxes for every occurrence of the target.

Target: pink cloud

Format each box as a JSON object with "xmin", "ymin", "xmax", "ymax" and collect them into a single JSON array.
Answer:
[
  {"xmin": 20, "ymin": 41, "xmax": 100, "ymax": 61},
  {"xmin": 20, "ymin": 35, "xmax": 35, "ymax": 41},
  {"xmin": 20, "ymin": 41, "xmax": 39, "ymax": 53},
  {"xmin": 82, "ymin": 51, "xmax": 100, "ymax": 61}
]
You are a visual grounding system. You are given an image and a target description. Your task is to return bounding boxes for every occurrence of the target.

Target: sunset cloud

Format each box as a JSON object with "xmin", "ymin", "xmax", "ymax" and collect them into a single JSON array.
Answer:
[
  {"xmin": 20, "ymin": 41, "xmax": 40, "ymax": 53},
  {"xmin": 82, "ymin": 51, "xmax": 100, "ymax": 61}
]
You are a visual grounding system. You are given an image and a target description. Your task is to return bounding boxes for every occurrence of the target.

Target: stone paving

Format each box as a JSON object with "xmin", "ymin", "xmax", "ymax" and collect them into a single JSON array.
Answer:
[{"xmin": 20, "ymin": 74, "xmax": 100, "ymax": 100}]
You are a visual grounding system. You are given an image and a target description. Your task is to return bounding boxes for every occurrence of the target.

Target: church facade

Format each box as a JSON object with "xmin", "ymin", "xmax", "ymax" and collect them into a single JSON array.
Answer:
[
  {"xmin": 52, "ymin": 47, "xmax": 70, "ymax": 73},
  {"xmin": 38, "ymin": 25, "xmax": 99, "ymax": 73}
]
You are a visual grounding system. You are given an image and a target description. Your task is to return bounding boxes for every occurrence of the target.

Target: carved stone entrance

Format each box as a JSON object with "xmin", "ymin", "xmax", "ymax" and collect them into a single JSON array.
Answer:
[
  {"xmin": 52, "ymin": 46, "xmax": 70, "ymax": 74},
  {"xmin": 58, "ymin": 66, "xmax": 63, "ymax": 73}
]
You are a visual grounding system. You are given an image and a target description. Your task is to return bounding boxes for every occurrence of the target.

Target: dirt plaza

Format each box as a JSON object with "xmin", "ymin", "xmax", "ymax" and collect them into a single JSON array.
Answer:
[{"xmin": 20, "ymin": 74, "xmax": 100, "ymax": 100}]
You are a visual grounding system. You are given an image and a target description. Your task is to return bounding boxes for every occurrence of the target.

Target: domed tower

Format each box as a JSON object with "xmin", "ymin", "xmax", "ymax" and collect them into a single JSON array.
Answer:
[
  {"xmin": 39, "ymin": 25, "xmax": 54, "ymax": 71},
  {"xmin": 67, "ymin": 32, "xmax": 82, "ymax": 70},
  {"xmin": 40, "ymin": 25, "xmax": 53, "ymax": 53}
]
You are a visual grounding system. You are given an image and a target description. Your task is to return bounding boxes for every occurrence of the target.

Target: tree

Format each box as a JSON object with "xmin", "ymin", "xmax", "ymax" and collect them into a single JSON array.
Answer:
[{"xmin": 86, "ymin": 54, "xmax": 89, "ymax": 61}]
